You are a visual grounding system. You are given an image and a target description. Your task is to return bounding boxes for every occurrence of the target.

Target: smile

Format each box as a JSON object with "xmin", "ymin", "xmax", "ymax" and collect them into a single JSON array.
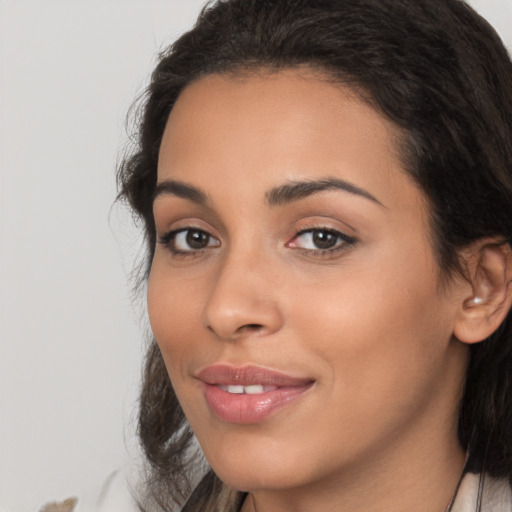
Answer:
[
  {"xmin": 197, "ymin": 365, "xmax": 314, "ymax": 424},
  {"xmin": 219, "ymin": 384, "xmax": 278, "ymax": 394}
]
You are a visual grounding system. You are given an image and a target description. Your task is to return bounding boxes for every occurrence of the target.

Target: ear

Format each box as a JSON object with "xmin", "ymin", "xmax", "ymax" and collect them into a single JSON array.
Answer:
[{"xmin": 454, "ymin": 239, "xmax": 512, "ymax": 344}]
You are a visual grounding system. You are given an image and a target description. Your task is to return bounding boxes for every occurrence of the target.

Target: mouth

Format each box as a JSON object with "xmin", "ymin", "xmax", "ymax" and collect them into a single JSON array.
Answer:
[
  {"xmin": 218, "ymin": 384, "xmax": 278, "ymax": 394},
  {"xmin": 196, "ymin": 364, "xmax": 314, "ymax": 424}
]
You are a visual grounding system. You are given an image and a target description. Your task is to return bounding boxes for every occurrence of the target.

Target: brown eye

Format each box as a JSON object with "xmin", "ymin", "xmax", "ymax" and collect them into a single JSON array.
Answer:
[
  {"xmin": 288, "ymin": 228, "xmax": 356, "ymax": 253},
  {"xmin": 160, "ymin": 228, "xmax": 221, "ymax": 254},
  {"xmin": 312, "ymin": 230, "xmax": 338, "ymax": 249},
  {"xmin": 186, "ymin": 229, "xmax": 211, "ymax": 249}
]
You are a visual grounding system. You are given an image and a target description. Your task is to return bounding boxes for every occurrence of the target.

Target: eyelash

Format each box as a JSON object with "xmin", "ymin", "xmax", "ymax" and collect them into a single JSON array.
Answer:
[
  {"xmin": 158, "ymin": 227, "xmax": 357, "ymax": 258},
  {"xmin": 288, "ymin": 228, "xmax": 357, "ymax": 257},
  {"xmin": 158, "ymin": 228, "xmax": 220, "ymax": 257}
]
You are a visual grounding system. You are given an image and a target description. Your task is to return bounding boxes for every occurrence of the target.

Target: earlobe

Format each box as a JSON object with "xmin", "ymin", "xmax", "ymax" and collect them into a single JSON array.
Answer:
[{"xmin": 454, "ymin": 240, "xmax": 512, "ymax": 344}]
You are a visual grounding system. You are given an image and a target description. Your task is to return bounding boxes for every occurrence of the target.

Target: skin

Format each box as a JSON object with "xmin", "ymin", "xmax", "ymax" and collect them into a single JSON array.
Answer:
[{"xmin": 148, "ymin": 69, "xmax": 472, "ymax": 512}]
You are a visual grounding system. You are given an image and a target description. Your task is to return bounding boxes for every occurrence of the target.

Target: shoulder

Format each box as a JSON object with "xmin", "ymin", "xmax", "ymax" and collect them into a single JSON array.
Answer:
[{"xmin": 453, "ymin": 472, "xmax": 512, "ymax": 512}]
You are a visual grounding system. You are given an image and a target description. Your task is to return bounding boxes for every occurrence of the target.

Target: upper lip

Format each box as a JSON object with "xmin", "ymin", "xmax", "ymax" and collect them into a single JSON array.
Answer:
[{"xmin": 196, "ymin": 364, "xmax": 314, "ymax": 387}]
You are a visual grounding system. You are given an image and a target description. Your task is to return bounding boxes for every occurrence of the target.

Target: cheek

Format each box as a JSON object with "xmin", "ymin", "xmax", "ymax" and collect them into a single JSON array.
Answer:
[
  {"xmin": 290, "ymin": 250, "xmax": 453, "ymax": 412},
  {"xmin": 147, "ymin": 265, "xmax": 213, "ymax": 424},
  {"xmin": 147, "ymin": 264, "xmax": 204, "ymax": 370}
]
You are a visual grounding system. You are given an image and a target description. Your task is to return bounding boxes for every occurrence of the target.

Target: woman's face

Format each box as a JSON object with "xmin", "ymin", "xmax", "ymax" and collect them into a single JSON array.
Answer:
[{"xmin": 148, "ymin": 70, "xmax": 468, "ymax": 495}]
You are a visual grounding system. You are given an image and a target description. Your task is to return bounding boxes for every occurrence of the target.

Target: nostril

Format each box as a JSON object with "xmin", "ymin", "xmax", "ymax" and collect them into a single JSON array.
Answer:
[
  {"xmin": 230, "ymin": 323, "xmax": 267, "ymax": 338},
  {"xmin": 207, "ymin": 322, "xmax": 265, "ymax": 340},
  {"xmin": 237, "ymin": 323, "xmax": 264, "ymax": 334}
]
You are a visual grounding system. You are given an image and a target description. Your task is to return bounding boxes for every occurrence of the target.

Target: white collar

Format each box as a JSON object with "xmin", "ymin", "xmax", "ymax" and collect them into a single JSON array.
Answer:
[{"xmin": 452, "ymin": 472, "xmax": 512, "ymax": 512}]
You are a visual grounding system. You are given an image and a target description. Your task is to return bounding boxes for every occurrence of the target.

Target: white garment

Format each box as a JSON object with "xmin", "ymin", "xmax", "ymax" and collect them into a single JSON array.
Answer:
[{"xmin": 452, "ymin": 472, "xmax": 512, "ymax": 512}]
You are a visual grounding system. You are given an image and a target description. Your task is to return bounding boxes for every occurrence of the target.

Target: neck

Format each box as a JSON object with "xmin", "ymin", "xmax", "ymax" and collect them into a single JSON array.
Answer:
[{"xmin": 241, "ymin": 439, "xmax": 465, "ymax": 512}]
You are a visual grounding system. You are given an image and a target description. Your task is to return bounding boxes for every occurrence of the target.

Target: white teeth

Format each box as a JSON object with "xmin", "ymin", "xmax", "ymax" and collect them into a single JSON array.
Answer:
[
  {"xmin": 227, "ymin": 385, "xmax": 244, "ymax": 394},
  {"xmin": 221, "ymin": 384, "xmax": 277, "ymax": 394},
  {"xmin": 244, "ymin": 385, "xmax": 265, "ymax": 394}
]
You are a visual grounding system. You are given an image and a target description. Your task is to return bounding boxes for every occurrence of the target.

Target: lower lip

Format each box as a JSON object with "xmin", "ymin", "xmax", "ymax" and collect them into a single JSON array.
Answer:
[{"xmin": 203, "ymin": 383, "xmax": 312, "ymax": 424}]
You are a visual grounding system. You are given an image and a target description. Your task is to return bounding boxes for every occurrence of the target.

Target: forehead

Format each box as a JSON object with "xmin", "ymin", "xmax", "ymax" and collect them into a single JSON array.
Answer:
[{"xmin": 157, "ymin": 69, "xmax": 419, "ymax": 211}]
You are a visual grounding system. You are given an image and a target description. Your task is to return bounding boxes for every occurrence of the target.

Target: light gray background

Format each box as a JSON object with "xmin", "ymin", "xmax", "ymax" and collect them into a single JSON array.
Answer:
[{"xmin": 1, "ymin": 1, "xmax": 511, "ymax": 511}]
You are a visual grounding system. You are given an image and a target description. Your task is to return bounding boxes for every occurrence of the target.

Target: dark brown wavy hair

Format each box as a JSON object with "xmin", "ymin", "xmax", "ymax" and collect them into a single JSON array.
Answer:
[{"xmin": 117, "ymin": 0, "xmax": 512, "ymax": 509}]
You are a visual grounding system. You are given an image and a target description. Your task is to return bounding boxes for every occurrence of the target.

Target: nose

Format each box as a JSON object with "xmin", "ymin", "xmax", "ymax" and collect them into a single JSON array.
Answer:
[{"xmin": 204, "ymin": 249, "xmax": 284, "ymax": 341}]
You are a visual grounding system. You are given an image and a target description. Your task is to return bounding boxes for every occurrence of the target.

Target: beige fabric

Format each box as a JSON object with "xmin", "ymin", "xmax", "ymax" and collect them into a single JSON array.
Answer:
[{"xmin": 39, "ymin": 497, "xmax": 78, "ymax": 512}]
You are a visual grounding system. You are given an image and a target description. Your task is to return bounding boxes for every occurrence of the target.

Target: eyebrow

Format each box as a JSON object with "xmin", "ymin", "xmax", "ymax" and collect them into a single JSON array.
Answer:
[
  {"xmin": 152, "ymin": 176, "xmax": 384, "ymax": 208},
  {"xmin": 265, "ymin": 177, "xmax": 385, "ymax": 208},
  {"xmin": 153, "ymin": 180, "xmax": 208, "ymax": 205}
]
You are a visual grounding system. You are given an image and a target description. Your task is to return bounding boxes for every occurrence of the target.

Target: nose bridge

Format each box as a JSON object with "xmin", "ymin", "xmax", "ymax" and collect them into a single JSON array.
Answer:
[{"xmin": 204, "ymin": 238, "xmax": 283, "ymax": 341}]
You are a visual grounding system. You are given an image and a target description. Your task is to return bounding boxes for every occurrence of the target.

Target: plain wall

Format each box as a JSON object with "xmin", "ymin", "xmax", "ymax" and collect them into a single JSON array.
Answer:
[
  {"xmin": 0, "ymin": 2, "xmax": 206, "ymax": 511},
  {"xmin": 0, "ymin": 1, "xmax": 511, "ymax": 511}
]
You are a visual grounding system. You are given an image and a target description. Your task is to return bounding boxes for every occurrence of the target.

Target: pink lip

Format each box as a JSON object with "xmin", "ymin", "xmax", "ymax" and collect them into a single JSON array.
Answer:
[{"xmin": 196, "ymin": 364, "xmax": 314, "ymax": 424}]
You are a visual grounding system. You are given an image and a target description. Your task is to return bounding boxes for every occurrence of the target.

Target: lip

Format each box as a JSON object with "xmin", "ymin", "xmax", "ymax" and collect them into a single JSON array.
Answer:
[{"xmin": 197, "ymin": 364, "xmax": 314, "ymax": 424}]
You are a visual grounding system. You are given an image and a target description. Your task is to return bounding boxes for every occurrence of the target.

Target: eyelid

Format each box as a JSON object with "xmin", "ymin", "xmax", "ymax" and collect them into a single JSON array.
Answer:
[
  {"xmin": 155, "ymin": 215, "xmax": 220, "ymax": 242},
  {"xmin": 158, "ymin": 226, "xmax": 221, "ymax": 255},
  {"xmin": 286, "ymin": 227, "xmax": 357, "ymax": 254}
]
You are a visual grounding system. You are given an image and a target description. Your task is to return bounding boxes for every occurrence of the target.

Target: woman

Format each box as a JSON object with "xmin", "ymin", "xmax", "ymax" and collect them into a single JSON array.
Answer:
[{"xmin": 117, "ymin": 0, "xmax": 512, "ymax": 510}]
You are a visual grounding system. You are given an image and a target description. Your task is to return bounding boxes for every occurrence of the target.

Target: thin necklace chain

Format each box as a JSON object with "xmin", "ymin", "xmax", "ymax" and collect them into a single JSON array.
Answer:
[{"xmin": 445, "ymin": 454, "xmax": 471, "ymax": 512}]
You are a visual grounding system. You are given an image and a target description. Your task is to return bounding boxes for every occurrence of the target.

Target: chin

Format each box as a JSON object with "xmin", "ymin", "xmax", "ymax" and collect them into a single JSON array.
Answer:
[
  {"xmin": 212, "ymin": 462, "xmax": 304, "ymax": 493},
  {"xmin": 197, "ymin": 431, "xmax": 326, "ymax": 493}
]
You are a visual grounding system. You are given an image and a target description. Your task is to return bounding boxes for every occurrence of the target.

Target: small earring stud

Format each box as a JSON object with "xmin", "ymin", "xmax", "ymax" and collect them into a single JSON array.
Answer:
[{"xmin": 471, "ymin": 296, "xmax": 483, "ymax": 305}]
